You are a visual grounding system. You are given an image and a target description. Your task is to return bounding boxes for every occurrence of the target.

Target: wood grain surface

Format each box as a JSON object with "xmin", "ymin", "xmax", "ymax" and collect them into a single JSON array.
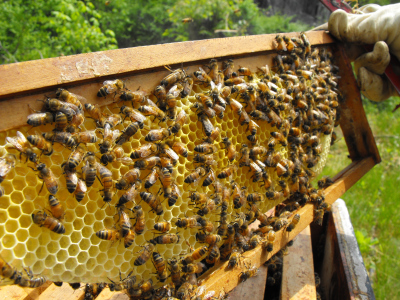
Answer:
[{"xmin": 0, "ymin": 31, "xmax": 333, "ymax": 99}]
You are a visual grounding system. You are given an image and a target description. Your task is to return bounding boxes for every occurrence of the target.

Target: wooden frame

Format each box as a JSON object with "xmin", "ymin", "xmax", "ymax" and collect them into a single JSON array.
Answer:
[{"xmin": 0, "ymin": 30, "xmax": 380, "ymax": 299}]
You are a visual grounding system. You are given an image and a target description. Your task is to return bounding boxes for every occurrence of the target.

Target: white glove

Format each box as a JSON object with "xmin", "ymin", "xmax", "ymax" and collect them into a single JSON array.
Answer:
[{"xmin": 328, "ymin": 4, "xmax": 400, "ymax": 102}]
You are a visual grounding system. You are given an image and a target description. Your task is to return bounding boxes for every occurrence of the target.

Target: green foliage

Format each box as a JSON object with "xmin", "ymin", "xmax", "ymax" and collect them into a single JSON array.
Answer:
[
  {"xmin": 164, "ymin": 0, "xmax": 310, "ymax": 41},
  {"xmin": 319, "ymin": 96, "xmax": 400, "ymax": 299},
  {"xmin": 0, "ymin": 0, "xmax": 117, "ymax": 64}
]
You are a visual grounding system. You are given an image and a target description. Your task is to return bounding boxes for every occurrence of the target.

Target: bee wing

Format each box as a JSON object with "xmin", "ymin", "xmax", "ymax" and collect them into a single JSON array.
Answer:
[
  {"xmin": 6, "ymin": 136, "xmax": 24, "ymax": 152},
  {"xmin": 229, "ymin": 98, "xmax": 243, "ymax": 110},
  {"xmin": 250, "ymin": 120, "xmax": 260, "ymax": 128},
  {"xmin": 139, "ymin": 143, "xmax": 156, "ymax": 158},
  {"xmin": 0, "ymin": 161, "xmax": 11, "ymax": 177},
  {"xmin": 163, "ymin": 147, "xmax": 179, "ymax": 161},
  {"xmin": 103, "ymin": 80, "xmax": 118, "ymax": 93},
  {"xmin": 62, "ymin": 102, "xmax": 79, "ymax": 113},
  {"xmin": 146, "ymin": 99, "xmax": 158, "ymax": 108},
  {"xmin": 146, "ymin": 170, "xmax": 159, "ymax": 186},
  {"xmin": 175, "ymin": 109, "xmax": 187, "ymax": 124},
  {"xmin": 210, "ymin": 81, "xmax": 216, "ymax": 90},
  {"xmin": 111, "ymin": 129, "xmax": 121, "ymax": 143},
  {"xmin": 167, "ymin": 85, "xmax": 181, "ymax": 98},
  {"xmin": 250, "ymin": 161, "xmax": 262, "ymax": 172},
  {"xmin": 130, "ymin": 109, "xmax": 147, "ymax": 123},
  {"xmin": 116, "ymin": 157, "xmax": 135, "ymax": 166},
  {"xmin": 77, "ymin": 179, "xmax": 87, "ymax": 192}
]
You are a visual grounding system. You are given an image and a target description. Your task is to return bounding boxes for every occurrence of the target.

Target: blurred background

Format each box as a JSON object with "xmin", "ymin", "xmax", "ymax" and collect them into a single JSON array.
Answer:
[{"xmin": 0, "ymin": 0, "xmax": 399, "ymax": 298}]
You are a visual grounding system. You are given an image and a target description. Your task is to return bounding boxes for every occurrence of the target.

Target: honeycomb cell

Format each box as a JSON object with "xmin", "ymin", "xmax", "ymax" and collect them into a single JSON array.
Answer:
[
  {"xmin": 32, "ymin": 259, "xmax": 45, "ymax": 275},
  {"xmin": 94, "ymin": 209, "xmax": 105, "ymax": 221},
  {"xmin": 61, "ymin": 270, "xmax": 74, "ymax": 282},
  {"xmin": 79, "ymin": 238, "xmax": 91, "ymax": 252},
  {"xmin": 59, "ymin": 236, "xmax": 71, "ymax": 249},
  {"xmin": 75, "ymin": 206, "xmax": 86, "ymax": 218},
  {"xmin": 8, "ymin": 205, "xmax": 21, "ymax": 219},
  {"xmin": 45, "ymin": 255, "xmax": 57, "ymax": 268},
  {"xmin": 25, "ymin": 172, "xmax": 38, "ymax": 188},
  {"xmin": 2, "ymin": 234, "xmax": 16, "ymax": 248},
  {"xmin": 0, "ymin": 210, "xmax": 8, "ymax": 224},
  {"xmin": 68, "ymin": 244, "xmax": 80, "ymax": 257},
  {"xmin": 53, "ymin": 263, "xmax": 65, "ymax": 275},
  {"xmin": 47, "ymin": 241, "xmax": 60, "ymax": 254},
  {"xmin": 13, "ymin": 243, "xmax": 27, "ymax": 259},
  {"xmin": 56, "ymin": 249, "xmax": 68, "ymax": 263},
  {"xmin": 11, "ymin": 176, "xmax": 26, "ymax": 191},
  {"xmin": 0, "ymin": 197, "xmax": 10, "ymax": 210},
  {"xmin": 75, "ymin": 265, "xmax": 86, "ymax": 277},
  {"xmin": 77, "ymin": 251, "xmax": 89, "ymax": 264},
  {"xmin": 86, "ymin": 258, "xmax": 96, "ymax": 271},
  {"xmin": 5, "ymin": 219, "xmax": 18, "ymax": 233},
  {"xmin": 65, "ymin": 257, "xmax": 78, "ymax": 270}
]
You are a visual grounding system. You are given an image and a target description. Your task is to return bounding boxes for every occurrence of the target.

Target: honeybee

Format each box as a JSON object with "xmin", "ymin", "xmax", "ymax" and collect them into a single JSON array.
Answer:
[
  {"xmin": 97, "ymin": 79, "xmax": 125, "ymax": 98},
  {"xmin": 0, "ymin": 256, "xmax": 20, "ymax": 285},
  {"xmin": 193, "ymin": 153, "xmax": 216, "ymax": 166},
  {"xmin": 202, "ymin": 168, "xmax": 216, "ymax": 187},
  {"xmin": 249, "ymin": 234, "xmax": 262, "ymax": 249},
  {"xmin": 120, "ymin": 89, "xmax": 148, "ymax": 104},
  {"xmin": 194, "ymin": 142, "xmax": 217, "ymax": 154},
  {"xmin": 185, "ymin": 166, "xmax": 207, "ymax": 185},
  {"xmin": 100, "ymin": 145, "xmax": 124, "ymax": 165},
  {"xmin": 227, "ymin": 97, "xmax": 243, "ymax": 115},
  {"xmin": 46, "ymin": 195, "xmax": 64, "ymax": 222},
  {"xmin": 264, "ymin": 151, "xmax": 281, "ymax": 168},
  {"xmin": 225, "ymin": 76, "xmax": 246, "ymax": 86},
  {"xmin": 66, "ymin": 144, "xmax": 85, "ymax": 169},
  {"xmin": 275, "ymin": 35, "xmax": 287, "ymax": 51},
  {"xmin": 140, "ymin": 191, "xmax": 163, "ymax": 215},
  {"xmin": 138, "ymin": 101, "xmax": 166, "ymax": 123},
  {"xmin": 165, "ymin": 83, "xmax": 183, "ymax": 109},
  {"xmin": 263, "ymin": 230, "xmax": 276, "ymax": 252},
  {"xmin": 96, "ymin": 228, "xmax": 120, "ymax": 241},
  {"xmin": 132, "ymin": 205, "xmax": 145, "ymax": 235},
  {"xmin": 96, "ymin": 162, "xmax": 114, "ymax": 202},
  {"xmin": 193, "ymin": 67, "xmax": 212, "ymax": 86},
  {"xmin": 167, "ymin": 259, "xmax": 182, "ymax": 287},
  {"xmin": 32, "ymin": 210, "xmax": 65, "ymax": 234},
  {"xmin": 175, "ymin": 215, "xmax": 201, "ymax": 229},
  {"xmin": 116, "ymin": 168, "xmax": 140, "ymax": 190},
  {"xmin": 191, "ymin": 102, "xmax": 215, "ymax": 119},
  {"xmin": 73, "ymin": 130, "xmax": 98, "ymax": 144},
  {"xmin": 159, "ymin": 167, "xmax": 173, "ymax": 191},
  {"xmin": 153, "ymin": 221, "xmax": 171, "ymax": 233},
  {"xmin": 145, "ymin": 128, "xmax": 170, "ymax": 142},
  {"xmin": 198, "ymin": 113, "xmax": 214, "ymax": 137},
  {"xmin": 221, "ymin": 137, "xmax": 236, "ymax": 162},
  {"xmin": 120, "ymin": 106, "xmax": 146, "ymax": 128},
  {"xmin": 198, "ymin": 217, "xmax": 214, "ymax": 233},
  {"xmin": 116, "ymin": 181, "xmax": 141, "ymax": 209},
  {"xmin": 82, "ymin": 152, "xmax": 96, "ymax": 187},
  {"xmin": 182, "ymin": 245, "xmax": 208, "ymax": 265},
  {"xmin": 287, "ymin": 214, "xmax": 300, "ymax": 232},
  {"xmin": 314, "ymin": 208, "xmax": 325, "ymax": 226},
  {"xmin": 62, "ymin": 163, "xmax": 78, "ymax": 193},
  {"xmin": 124, "ymin": 229, "xmax": 136, "ymax": 248},
  {"xmin": 52, "ymin": 112, "xmax": 69, "ymax": 132},
  {"xmin": 232, "ymin": 183, "xmax": 247, "ymax": 209},
  {"xmin": 27, "ymin": 134, "xmax": 53, "ymax": 155},
  {"xmin": 32, "ymin": 163, "xmax": 58, "ymax": 195},
  {"xmin": 239, "ymin": 265, "xmax": 258, "ymax": 282},
  {"xmin": 250, "ymin": 145, "xmax": 267, "ymax": 157},
  {"xmin": 152, "ymin": 233, "xmax": 180, "ymax": 244},
  {"xmin": 222, "ymin": 59, "xmax": 234, "ymax": 79},
  {"xmin": 84, "ymin": 103, "xmax": 103, "ymax": 123},
  {"xmin": 265, "ymin": 190, "xmax": 283, "ymax": 201},
  {"xmin": 238, "ymin": 144, "xmax": 250, "ymax": 167},
  {"xmin": 167, "ymin": 182, "xmax": 181, "ymax": 206},
  {"xmin": 170, "ymin": 109, "xmax": 187, "ymax": 134},
  {"xmin": 250, "ymin": 161, "xmax": 263, "ymax": 182},
  {"xmin": 181, "ymin": 76, "xmax": 194, "ymax": 98},
  {"xmin": 0, "ymin": 154, "xmax": 15, "ymax": 185},
  {"xmin": 167, "ymin": 141, "xmax": 188, "ymax": 158},
  {"xmin": 74, "ymin": 179, "xmax": 87, "ymax": 202},
  {"xmin": 43, "ymin": 98, "xmax": 78, "ymax": 121},
  {"xmin": 207, "ymin": 127, "xmax": 221, "ymax": 143},
  {"xmin": 84, "ymin": 283, "xmax": 106, "ymax": 300},
  {"xmin": 56, "ymin": 89, "xmax": 85, "ymax": 111},
  {"xmin": 6, "ymin": 131, "xmax": 38, "ymax": 163},
  {"xmin": 196, "ymin": 233, "xmax": 221, "ymax": 245},
  {"xmin": 318, "ymin": 176, "xmax": 333, "ymax": 189},
  {"xmin": 42, "ymin": 131, "xmax": 76, "ymax": 148},
  {"xmin": 18, "ymin": 271, "xmax": 47, "ymax": 288},
  {"xmin": 115, "ymin": 122, "xmax": 140, "ymax": 145},
  {"xmin": 144, "ymin": 167, "xmax": 159, "ymax": 190},
  {"xmin": 27, "ymin": 112, "xmax": 54, "ymax": 127},
  {"xmin": 161, "ymin": 67, "xmax": 186, "ymax": 88},
  {"xmin": 118, "ymin": 208, "xmax": 133, "ymax": 237},
  {"xmin": 134, "ymin": 156, "xmax": 160, "ymax": 170},
  {"xmin": 217, "ymin": 164, "xmax": 238, "ymax": 179}
]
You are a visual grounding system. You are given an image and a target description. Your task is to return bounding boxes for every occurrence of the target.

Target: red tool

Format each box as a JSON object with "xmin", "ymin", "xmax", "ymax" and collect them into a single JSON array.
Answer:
[{"xmin": 320, "ymin": 0, "xmax": 400, "ymax": 110}]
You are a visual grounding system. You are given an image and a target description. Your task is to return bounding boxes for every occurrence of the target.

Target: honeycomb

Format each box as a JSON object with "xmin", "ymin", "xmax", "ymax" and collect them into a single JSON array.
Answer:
[{"xmin": 0, "ymin": 35, "xmax": 337, "ymax": 288}]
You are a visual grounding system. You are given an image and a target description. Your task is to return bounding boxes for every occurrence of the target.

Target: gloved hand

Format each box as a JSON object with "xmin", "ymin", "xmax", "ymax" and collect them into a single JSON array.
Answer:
[{"xmin": 328, "ymin": 4, "xmax": 400, "ymax": 102}]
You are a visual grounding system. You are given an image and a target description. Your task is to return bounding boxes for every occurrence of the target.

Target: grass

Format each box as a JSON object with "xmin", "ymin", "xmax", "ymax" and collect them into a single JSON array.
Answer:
[{"xmin": 319, "ymin": 96, "xmax": 400, "ymax": 299}]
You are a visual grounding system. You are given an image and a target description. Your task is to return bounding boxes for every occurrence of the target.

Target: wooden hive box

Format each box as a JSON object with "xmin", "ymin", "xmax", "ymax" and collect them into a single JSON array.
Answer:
[{"xmin": 0, "ymin": 30, "xmax": 380, "ymax": 299}]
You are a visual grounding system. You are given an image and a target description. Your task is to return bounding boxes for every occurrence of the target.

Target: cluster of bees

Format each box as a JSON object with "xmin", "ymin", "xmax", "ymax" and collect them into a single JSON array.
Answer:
[{"xmin": 0, "ymin": 32, "xmax": 340, "ymax": 299}]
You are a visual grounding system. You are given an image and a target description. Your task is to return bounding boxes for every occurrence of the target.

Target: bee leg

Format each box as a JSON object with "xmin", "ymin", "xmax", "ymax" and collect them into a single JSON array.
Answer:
[{"xmin": 38, "ymin": 181, "xmax": 45, "ymax": 195}]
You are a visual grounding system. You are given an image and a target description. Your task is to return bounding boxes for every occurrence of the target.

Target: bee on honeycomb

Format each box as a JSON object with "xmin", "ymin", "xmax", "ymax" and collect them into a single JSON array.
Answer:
[{"xmin": 0, "ymin": 32, "xmax": 339, "ymax": 298}]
